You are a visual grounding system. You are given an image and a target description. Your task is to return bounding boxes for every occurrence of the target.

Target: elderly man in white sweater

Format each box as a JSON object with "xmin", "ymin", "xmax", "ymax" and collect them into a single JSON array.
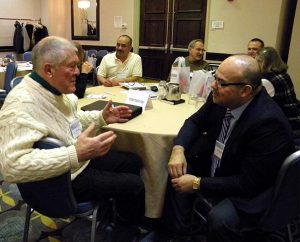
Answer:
[{"xmin": 0, "ymin": 36, "xmax": 145, "ymax": 225}]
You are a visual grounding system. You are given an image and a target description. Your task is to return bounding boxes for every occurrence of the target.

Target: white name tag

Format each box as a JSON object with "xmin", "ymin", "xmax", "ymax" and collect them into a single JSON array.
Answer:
[
  {"xmin": 70, "ymin": 120, "xmax": 81, "ymax": 139},
  {"xmin": 125, "ymin": 90, "xmax": 153, "ymax": 111},
  {"xmin": 213, "ymin": 140, "xmax": 225, "ymax": 160}
]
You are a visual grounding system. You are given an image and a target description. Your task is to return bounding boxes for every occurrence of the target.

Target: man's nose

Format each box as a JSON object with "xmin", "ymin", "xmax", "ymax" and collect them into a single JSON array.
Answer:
[
  {"xmin": 211, "ymin": 80, "xmax": 218, "ymax": 89},
  {"xmin": 75, "ymin": 66, "xmax": 80, "ymax": 75}
]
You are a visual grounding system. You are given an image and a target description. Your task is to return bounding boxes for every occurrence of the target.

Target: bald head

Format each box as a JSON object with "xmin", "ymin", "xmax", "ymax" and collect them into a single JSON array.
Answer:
[
  {"xmin": 212, "ymin": 55, "xmax": 262, "ymax": 109},
  {"xmin": 219, "ymin": 55, "xmax": 261, "ymax": 88}
]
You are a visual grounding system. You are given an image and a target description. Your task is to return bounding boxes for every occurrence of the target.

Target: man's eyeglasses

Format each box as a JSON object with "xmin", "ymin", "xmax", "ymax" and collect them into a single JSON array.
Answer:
[{"xmin": 213, "ymin": 75, "xmax": 247, "ymax": 88}]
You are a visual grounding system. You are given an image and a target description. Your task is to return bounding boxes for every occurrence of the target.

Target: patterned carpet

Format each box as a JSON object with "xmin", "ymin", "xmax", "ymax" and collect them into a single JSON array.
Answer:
[
  {"xmin": 0, "ymin": 175, "xmax": 143, "ymax": 242},
  {"xmin": 2, "ymin": 171, "xmax": 299, "ymax": 242}
]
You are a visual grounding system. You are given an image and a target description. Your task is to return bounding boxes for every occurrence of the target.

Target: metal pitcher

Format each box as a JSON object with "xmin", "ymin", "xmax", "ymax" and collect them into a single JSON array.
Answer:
[{"xmin": 166, "ymin": 83, "xmax": 181, "ymax": 101}]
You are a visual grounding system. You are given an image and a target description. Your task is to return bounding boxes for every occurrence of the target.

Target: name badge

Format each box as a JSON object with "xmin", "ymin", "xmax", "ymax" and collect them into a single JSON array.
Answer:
[
  {"xmin": 70, "ymin": 120, "xmax": 81, "ymax": 139},
  {"xmin": 213, "ymin": 140, "xmax": 225, "ymax": 160}
]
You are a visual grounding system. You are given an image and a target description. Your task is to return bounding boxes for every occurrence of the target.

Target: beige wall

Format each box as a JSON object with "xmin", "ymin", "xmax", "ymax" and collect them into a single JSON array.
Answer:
[
  {"xmin": 65, "ymin": 0, "xmax": 138, "ymax": 50},
  {"xmin": 288, "ymin": 2, "xmax": 300, "ymax": 97},
  {"xmin": 1, "ymin": 0, "xmax": 299, "ymax": 94},
  {"xmin": 206, "ymin": 0, "xmax": 284, "ymax": 54},
  {"xmin": 0, "ymin": 0, "xmax": 289, "ymax": 54}
]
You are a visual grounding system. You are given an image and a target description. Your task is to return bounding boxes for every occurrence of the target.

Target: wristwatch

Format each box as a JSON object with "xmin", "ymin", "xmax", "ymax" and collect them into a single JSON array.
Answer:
[{"xmin": 193, "ymin": 177, "xmax": 201, "ymax": 190}]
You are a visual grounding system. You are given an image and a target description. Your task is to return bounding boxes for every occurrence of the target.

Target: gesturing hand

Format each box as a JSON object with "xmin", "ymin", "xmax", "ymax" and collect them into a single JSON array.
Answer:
[
  {"xmin": 75, "ymin": 123, "xmax": 117, "ymax": 162},
  {"xmin": 102, "ymin": 100, "xmax": 132, "ymax": 124}
]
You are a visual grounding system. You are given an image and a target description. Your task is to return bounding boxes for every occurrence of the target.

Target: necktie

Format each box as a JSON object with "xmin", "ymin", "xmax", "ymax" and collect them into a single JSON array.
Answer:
[{"xmin": 211, "ymin": 109, "xmax": 233, "ymax": 177}]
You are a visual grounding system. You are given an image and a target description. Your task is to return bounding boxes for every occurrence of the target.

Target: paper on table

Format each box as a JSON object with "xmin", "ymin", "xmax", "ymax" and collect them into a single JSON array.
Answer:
[
  {"xmin": 120, "ymin": 82, "xmax": 146, "ymax": 90},
  {"xmin": 86, "ymin": 94, "xmax": 107, "ymax": 99}
]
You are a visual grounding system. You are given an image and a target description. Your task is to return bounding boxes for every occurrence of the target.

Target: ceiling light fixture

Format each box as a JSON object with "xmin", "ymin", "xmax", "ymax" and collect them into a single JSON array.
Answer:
[{"xmin": 78, "ymin": 0, "xmax": 91, "ymax": 9}]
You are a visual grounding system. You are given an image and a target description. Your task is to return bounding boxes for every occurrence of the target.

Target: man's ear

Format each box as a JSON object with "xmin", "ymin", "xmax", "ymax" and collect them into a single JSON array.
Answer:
[
  {"xmin": 43, "ymin": 63, "xmax": 53, "ymax": 78},
  {"xmin": 241, "ymin": 85, "xmax": 253, "ymax": 98}
]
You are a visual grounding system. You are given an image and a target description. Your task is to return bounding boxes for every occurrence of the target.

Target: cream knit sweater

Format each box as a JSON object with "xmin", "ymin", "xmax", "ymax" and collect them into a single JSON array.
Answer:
[{"xmin": 0, "ymin": 75, "xmax": 106, "ymax": 183}]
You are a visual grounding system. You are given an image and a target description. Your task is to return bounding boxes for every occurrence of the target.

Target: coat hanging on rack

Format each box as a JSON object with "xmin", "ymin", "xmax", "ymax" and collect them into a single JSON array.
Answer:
[
  {"xmin": 25, "ymin": 23, "xmax": 48, "ymax": 51},
  {"xmin": 13, "ymin": 21, "xmax": 24, "ymax": 53}
]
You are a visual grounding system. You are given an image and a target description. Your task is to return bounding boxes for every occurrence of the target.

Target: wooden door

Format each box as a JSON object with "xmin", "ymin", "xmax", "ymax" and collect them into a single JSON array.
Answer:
[{"xmin": 139, "ymin": 0, "xmax": 207, "ymax": 80}]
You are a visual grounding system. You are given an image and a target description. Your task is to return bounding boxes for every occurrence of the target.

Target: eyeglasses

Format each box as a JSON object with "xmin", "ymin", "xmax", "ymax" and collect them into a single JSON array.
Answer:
[{"xmin": 213, "ymin": 75, "xmax": 247, "ymax": 88}]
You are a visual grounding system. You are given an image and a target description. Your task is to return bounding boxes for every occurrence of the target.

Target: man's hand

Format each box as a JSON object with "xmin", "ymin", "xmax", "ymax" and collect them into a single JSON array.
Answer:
[
  {"xmin": 171, "ymin": 174, "xmax": 196, "ymax": 193},
  {"xmin": 75, "ymin": 123, "xmax": 116, "ymax": 162},
  {"xmin": 81, "ymin": 61, "xmax": 93, "ymax": 74},
  {"xmin": 102, "ymin": 78, "xmax": 119, "ymax": 87},
  {"xmin": 102, "ymin": 78, "xmax": 113, "ymax": 87},
  {"xmin": 102, "ymin": 100, "xmax": 132, "ymax": 124},
  {"xmin": 168, "ymin": 146, "xmax": 187, "ymax": 178}
]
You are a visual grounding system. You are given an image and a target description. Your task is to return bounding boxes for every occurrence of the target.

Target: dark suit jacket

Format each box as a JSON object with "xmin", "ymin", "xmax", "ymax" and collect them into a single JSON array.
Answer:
[{"xmin": 175, "ymin": 89, "xmax": 295, "ymax": 213}]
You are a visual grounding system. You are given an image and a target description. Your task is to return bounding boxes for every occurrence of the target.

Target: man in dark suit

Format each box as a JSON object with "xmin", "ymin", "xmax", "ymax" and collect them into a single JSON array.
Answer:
[{"xmin": 164, "ymin": 55, "xmax": 294, "ymax": 241}]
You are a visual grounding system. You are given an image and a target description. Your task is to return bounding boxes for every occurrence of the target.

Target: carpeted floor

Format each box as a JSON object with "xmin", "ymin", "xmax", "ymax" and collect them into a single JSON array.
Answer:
[{"xmin": 0, "ymin": 175, "xmax": 148, "ymax": 242}]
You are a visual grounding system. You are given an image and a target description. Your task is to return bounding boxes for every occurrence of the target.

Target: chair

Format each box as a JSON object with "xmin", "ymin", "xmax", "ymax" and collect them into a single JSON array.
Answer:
[
  {"xmin": 5, "ymin": 53, "xmax": 15, "ymax": 60},
  {"xmin": 93, "ymin": 50, "xmax": 109, "ymax": 86},
  {"xmin": 23, "ymin": 51, "xmax": 32, "ymax": 61},
  {"xmin": 96, "ymin": 49, "xmax": 109, "ymax": 67},
  {"xmin": 3, "ymin": 62, "xmax": 18, "ymax": 94},
  {"xmin": 87, "ymin": 49, "xmax": 98, "ymax": 58},
  {"xmin": 191, "ymin": 150, "xmax": 300, "ymax": 241},
  {"xmin": 209, "ymin": 63, "xmax": 219, "ymax": 73},
  {"xmin": 93, "ymin": 66, "xmax": 100, "ymax": 86},
  {"xmin": 10, "ymin": 76, "xmax": 24, "ymax": 89},
  {"xmin": 17, "ymin": 137, "xmax": 113, "ymax": 242}
]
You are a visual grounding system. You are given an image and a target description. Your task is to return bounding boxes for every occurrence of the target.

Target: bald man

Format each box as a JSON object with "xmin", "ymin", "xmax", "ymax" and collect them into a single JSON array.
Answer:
[{"xmin": 164, "ymin": 55, "xmax": 294, "ymax": 241}]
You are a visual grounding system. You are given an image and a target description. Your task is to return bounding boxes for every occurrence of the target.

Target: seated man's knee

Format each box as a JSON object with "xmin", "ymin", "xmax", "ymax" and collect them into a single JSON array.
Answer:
[{"xmin": 207, "ymin": 199, "xmax": 239, "ymax": 234}]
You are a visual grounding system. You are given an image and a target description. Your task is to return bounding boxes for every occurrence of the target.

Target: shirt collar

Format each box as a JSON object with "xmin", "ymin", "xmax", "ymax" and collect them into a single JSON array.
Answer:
[
  {"xmin": 114, "ymin": 52, "xmax": 131, "ymax": 63},
  {"xmin": 30, "ymin": 72, "xmax": 61, "ymax": 96},
  {"xmin": 230, "ymin": 98, "xmax": 253, "ymax": 121}
]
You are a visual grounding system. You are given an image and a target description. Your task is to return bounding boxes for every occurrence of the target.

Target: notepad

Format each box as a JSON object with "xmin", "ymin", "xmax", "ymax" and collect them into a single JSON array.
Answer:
[{"xmin": 81, "ymin": 100, "xmax": 143, "ymax": 119}]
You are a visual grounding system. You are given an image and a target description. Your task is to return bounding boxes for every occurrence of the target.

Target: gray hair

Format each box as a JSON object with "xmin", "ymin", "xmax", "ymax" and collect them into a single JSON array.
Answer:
[
  {"xmin": 188, "ymin": 39, "xmax": 204, "ymax": 49},
  {"xmin": 32, "ymin": 36, "xmax": 77, "ymax": 71}
]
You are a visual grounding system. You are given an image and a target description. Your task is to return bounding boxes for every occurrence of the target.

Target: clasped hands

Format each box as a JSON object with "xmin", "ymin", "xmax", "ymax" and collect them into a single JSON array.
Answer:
[{"xmin": 168, "ymin": 146, "xmax": 197, "ymax": 193}]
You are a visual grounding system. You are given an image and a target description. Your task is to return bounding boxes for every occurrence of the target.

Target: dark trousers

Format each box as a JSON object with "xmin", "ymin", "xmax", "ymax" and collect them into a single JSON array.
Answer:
[
  {"xmin": 71, "ymin": 150, "xmax": 145, "ymax": 224},
  {"xmin": 163, "ymin": 178, "xmax": 262, "ymax": 241}
]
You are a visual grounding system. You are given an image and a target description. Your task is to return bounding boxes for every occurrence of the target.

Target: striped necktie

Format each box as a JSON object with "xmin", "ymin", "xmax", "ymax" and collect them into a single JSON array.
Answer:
[{"xmin": 211, "ymin": 109, "xmax": 233, "ymax": 177}]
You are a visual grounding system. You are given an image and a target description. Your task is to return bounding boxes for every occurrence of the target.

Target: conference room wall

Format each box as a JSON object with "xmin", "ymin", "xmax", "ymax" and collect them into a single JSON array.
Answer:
[
  {"xmin": 0, "ymin": 0, "xmax": 291, "ymax": 55},
  {"xmin": 0, "ymin": 0, "xmax": 299, "ymax": 96}
]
